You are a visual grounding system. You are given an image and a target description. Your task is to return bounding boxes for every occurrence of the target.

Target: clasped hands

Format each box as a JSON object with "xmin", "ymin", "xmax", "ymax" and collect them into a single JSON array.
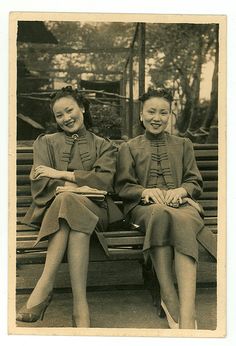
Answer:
[{"xmin": 141, "ymin": 187, "xmax": 187, "ymax": 207}]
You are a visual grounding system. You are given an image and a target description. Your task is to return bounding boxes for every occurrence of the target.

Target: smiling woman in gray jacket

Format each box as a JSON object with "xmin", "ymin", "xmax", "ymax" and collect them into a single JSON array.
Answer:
[{"xmin": 115, "ymin": 87, "xmax": 204, "ymax": 329}]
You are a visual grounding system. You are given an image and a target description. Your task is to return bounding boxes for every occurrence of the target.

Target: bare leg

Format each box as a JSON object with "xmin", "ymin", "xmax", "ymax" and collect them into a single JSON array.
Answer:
[
  {"xmin": 27, "ymin": 220, "xmax": 70, "ymax": 308},
  {"xmin": 174, "ymin": 249, "xmax": 197, "ymax": 329},
  {"xmin": 67, "ymin": 230, "xmax": 91, "ymax": 327},
  {"xmin": 150, "ymin": 246, "xmax": 179, "ymax": 323}
]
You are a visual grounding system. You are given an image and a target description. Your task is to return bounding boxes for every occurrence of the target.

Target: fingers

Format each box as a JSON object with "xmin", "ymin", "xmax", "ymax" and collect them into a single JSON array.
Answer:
[
  {"xmin": 164, "ymin": 190, "xmax": 174, "ymax": 204},
  {"xmin": 142, "ymin": 188, "xmax": 185, "ymax": 207},
  {"xmin": 34, "ymin": 165, "xmax": 49, "ymax": 179},
  {"xmin": 152, "ymin": 189, "xmax": 165, "ymax": 204},
  {"xmin": 141, "ymin": 189, "xmax": 165, "ymax": 205},
  {"xmin": 165, "ymin": 189, "xmax": 182, "ymax": 204}
]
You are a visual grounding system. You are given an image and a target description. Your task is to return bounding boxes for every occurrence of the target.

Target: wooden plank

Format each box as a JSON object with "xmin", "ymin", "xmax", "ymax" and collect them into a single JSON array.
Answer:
[
  {"xmin": 17, "ymin": 224, "xmax": 38, "ymax": 232},
  {"xmin": 17, "ymin": 143, "xmax": 218, "ymax": 152},
  {"xmin": 16, "ymin": 261, "xmax": 144, "ymax": 290},
  {"xmin": 17, "ymin": 185, "xmax": 31, "ymax": 195},
  {"xmin": 201, "ymin": 171, "xmax": 218, "ymax": 180},
  {"xmin": 17, "ymin": 207, "xmax": 30, "ymax": 216},
  {"xmin": 204, "ymin": 217, "xmax": 217, "ymax": 226},
  {"xmin": 17, "ymin": 164, "xmax": 32, "ymax": 173},
  {"xmin": 16, "ymin": 259, "xmax": 216, "ymax": 291},
  {"xmin": 16, "ymin": 231, "xmax": 38, "ymax": 237},
  {"xmin": 17, "ymin": 196, "xmax": 32, "ymax": 206},
  {"xmin": 197, "ymin": 160, "xmax": 218, "ymax": 169},
  {"xmin": 16, "ymin": 172, "xmax": 218, "ymax": 187},
  {"xmin": 17, "ymin": 196, "xmax": 218, "ymax": 209},
  {"xmin": 17, "ymin": 153, "xmax": 33, "ymax": 162},
  {"xmin": 197, "ymin": 229, "xmax": 217, "ymax": 259},
  {"xmin": 204, "ymin": 210, "xmax": 218, "ymax": 217},
  {"xmin": 17, "ymin": 252, "xmax": 47, "ymax": 264},
  {"xmin": 17, "ymin": 175, "xmax": 31, "ymax": 185},
  {"xmin": 199, "ymin": 191, "xmax": 217, "ymax": 200},
  {"xmin": 17, "ymin": 239, "xmax": 48, "ymax": 250},
  {"xmin": 103, "ymin": 230, "xmax": 143, "ymax": 238},
  {"xmin": 194, "ymin": 150, "xmax": 218, "ymax": 159},
  {"xmin": 199, "ymin": 200, "xmax": 217, "ymax": 208},
  {"xmin": 106, "ymin": 236, "xmax": 144, "ymax": 247},
  {"xmin": 193, "ymin": 144, "xmax": 218, "ymax": 150},
  {"xmin": 203, "ymin": 181, "xmax": 218, "ymax": 191}
]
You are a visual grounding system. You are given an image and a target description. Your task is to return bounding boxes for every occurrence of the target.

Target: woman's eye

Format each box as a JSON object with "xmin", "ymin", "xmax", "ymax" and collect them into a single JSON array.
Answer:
[
  {"xmin": 67, "ymin": 108, "xmax": 73, "ymax": 113},
  {"xmin": 56, "ymin": 114, "xmax": 62, "ymax": 118}
]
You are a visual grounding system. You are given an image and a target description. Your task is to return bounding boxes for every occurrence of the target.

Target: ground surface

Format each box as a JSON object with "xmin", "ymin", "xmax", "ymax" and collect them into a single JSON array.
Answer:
[{"xmin": 15, "ymin": 287, "xmax": 216, "ymax": 330}]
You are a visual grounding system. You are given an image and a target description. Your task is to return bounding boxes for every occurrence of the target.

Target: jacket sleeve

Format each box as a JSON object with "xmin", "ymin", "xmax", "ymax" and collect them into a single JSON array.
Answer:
[
  {"xmin": 30, "ymin": 135, "xmax": 65, "ymax": 207},
  {"xmin": 74, "ymin": 139, "xmax": 117, "ymax": 192},
  {"xmin": 115, "ymin": 142, "xmax": 145, "ymax": 202},
  {"xmin": 181, "ymin": 138, "xmax": 203, "ymax": 200}
]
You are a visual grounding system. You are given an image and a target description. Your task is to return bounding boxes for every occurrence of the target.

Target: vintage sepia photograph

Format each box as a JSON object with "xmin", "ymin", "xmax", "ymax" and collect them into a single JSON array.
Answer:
[{"xmin": 8, "ymin": 12, "xmax": 226, "ymax": 337}]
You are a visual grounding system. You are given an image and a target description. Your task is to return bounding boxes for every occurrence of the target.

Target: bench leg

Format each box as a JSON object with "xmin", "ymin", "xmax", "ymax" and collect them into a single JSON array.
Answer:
[{"xmin": 141, "ymin": 258, "xmax": 165, "ymax": 318}]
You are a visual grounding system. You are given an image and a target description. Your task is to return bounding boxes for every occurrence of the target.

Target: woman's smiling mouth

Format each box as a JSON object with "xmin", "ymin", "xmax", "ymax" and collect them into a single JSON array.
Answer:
[
  {"xmin": 64, "ymin": 121, "xmax": 75, "ymax": 128},
  {"xmin": 151, "ymin": 123, "xmax": 162, "ymax": 129}
]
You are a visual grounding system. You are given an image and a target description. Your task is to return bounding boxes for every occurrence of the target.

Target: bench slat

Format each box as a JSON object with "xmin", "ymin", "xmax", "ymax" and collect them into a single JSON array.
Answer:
[
  {"xmin": 201, "ymin": 171, "xmax": 218, "ymax": 180},
  {"xmin": 17, "ymin": 175, "xmax": 31, "ymax": 185},
  {"xmin": 197, "ymin": 160, "xmax": 218, "ymax": 169},
  {"xmin": 203, "ymin": 181, "xmax": 217, "ymax": 191},
  {"xmin": 17, "ymin": 164, "xmax": 32, "ymax": 173},
  {"xmin": 17, "ymin": 240, "xmax": 48, "ymax": 250},
  {"xmin": 17, "ymin": 185, "xmax": 218, "ymax": 196},
  {"xmin": 194, "ymin": 149, "xmax": 218, "ymax": 159}
]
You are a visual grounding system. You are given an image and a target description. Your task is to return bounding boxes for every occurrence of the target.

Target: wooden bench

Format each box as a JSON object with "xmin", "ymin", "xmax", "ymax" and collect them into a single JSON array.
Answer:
[{"xmin": 16, "ymin": 142, "xmax": 217, "ymax": 312}]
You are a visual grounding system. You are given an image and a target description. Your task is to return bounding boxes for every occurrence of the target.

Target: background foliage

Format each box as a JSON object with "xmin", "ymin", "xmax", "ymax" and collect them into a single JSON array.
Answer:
[{"xmin": 17, "ymin": 21, "xmax": 218, "ymax": 142}]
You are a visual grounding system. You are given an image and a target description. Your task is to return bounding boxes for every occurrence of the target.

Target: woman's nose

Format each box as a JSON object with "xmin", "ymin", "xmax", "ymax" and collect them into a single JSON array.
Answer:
[
  {"xmin": 63, "ymin": 113, "xmax": 71, "ymax": 121},
  {"xmin": 153, "ymin": 112, "xmax": 161, "ymax": 121}
]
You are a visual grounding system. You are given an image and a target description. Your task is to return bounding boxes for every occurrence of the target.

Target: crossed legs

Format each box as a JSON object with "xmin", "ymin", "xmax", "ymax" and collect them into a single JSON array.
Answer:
[
  {"xmin": 151, "ymin": 245, "xmax": 197, "ymax": 329},
  {"xmin": 24, "ymin": 219, "xmax": 91, "ymax": 327}
]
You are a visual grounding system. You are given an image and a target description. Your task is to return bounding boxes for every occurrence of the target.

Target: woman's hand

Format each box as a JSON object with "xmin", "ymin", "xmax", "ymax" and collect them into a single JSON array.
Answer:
[
  {"xmin": 64, "ymin": 181, "xmax": 78, "ymax": 188},
  {"xmin": 164, "ymin": 187, "xmax": 187, "ymax": 205},
  {"xmin": 34, "ymin": 165, "xmax": 63, "ymax": 180},
  {"xmin": 141, "ymin": 188, "xmax": 165, "ymax": 205}
]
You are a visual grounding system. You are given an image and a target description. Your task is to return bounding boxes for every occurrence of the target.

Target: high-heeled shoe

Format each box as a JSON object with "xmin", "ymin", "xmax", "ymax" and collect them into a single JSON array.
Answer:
[
  {"xmin": 72, "ymin": 315, "xmax": 90, "ymax": 328},
  {"xmin": 161, "ymin": 300, "xmax": 179, "ymax": 329},
  {"xmin": 16, "ymin": 291, "xmax": 53, "ymax": 323}
]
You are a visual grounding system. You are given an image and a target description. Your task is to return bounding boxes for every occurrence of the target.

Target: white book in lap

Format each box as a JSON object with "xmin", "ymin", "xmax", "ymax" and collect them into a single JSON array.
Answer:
[{"xmin": 56, "ymin": 185, "xmax": 107, "ymax": 201}]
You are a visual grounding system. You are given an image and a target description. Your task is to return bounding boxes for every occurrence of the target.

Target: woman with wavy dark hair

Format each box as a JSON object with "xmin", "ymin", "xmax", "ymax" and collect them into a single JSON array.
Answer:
[
  {"xmin": 17, "ymin": 86, "xmax": 122, "ymax": 327},
  {"xmin": 115, "ymin": 87, "xmax": 204, "ymax": 329}
]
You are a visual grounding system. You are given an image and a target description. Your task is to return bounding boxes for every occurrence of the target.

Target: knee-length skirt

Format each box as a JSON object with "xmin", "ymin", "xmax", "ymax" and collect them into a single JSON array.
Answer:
[
  {"xmin": 34, "ymin": 192, "xmax": 108, "ymax": 245},
  {"xmin": 130, "ymin": 202, "xmax": 204, "ymax": 261}
]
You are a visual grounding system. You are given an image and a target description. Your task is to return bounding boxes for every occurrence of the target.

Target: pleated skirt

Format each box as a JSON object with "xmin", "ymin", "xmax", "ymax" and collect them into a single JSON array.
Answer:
[
  {"xmin": 34, "ymin": 192, "xmax": 108, "ymax": 245},
  {"xmin": 130, "ymin": 202, "xmax": 204, "ymax": 261}
]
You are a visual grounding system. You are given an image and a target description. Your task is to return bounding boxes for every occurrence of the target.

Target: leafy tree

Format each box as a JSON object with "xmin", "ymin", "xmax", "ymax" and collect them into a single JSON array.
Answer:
[{"xmin": 145, "ymin": 23, "xmax": 218, "ymax": 134}]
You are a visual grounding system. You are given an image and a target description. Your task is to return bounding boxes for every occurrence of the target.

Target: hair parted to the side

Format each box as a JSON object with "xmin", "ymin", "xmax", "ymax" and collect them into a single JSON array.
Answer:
[{"xmin": 50, "ymin": 85, "xmax": 93, "ymax": 130}]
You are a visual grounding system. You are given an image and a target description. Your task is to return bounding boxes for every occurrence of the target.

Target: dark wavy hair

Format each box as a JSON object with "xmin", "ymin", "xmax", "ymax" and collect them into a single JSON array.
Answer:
[
  {"xmin": 139, "ymin": 87, "xmax": 173, "ymax": 129},
  {"xmin": 50, "ymin": 85, "xmax": 93, "ymax": 130},
  {"xmin": 139, "ymin": 86, "xmax": 173, "ymax": 105}
]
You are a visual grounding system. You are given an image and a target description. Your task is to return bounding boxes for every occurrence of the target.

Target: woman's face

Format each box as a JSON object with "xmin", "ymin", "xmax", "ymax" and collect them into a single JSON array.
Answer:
[
  {"xmin": 140, "ymin": 97, "xmax": 171, "ymax": 135},
  {"xmin": 53, "ymin": 96, "xmax": 85, "ymax": 134}
]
